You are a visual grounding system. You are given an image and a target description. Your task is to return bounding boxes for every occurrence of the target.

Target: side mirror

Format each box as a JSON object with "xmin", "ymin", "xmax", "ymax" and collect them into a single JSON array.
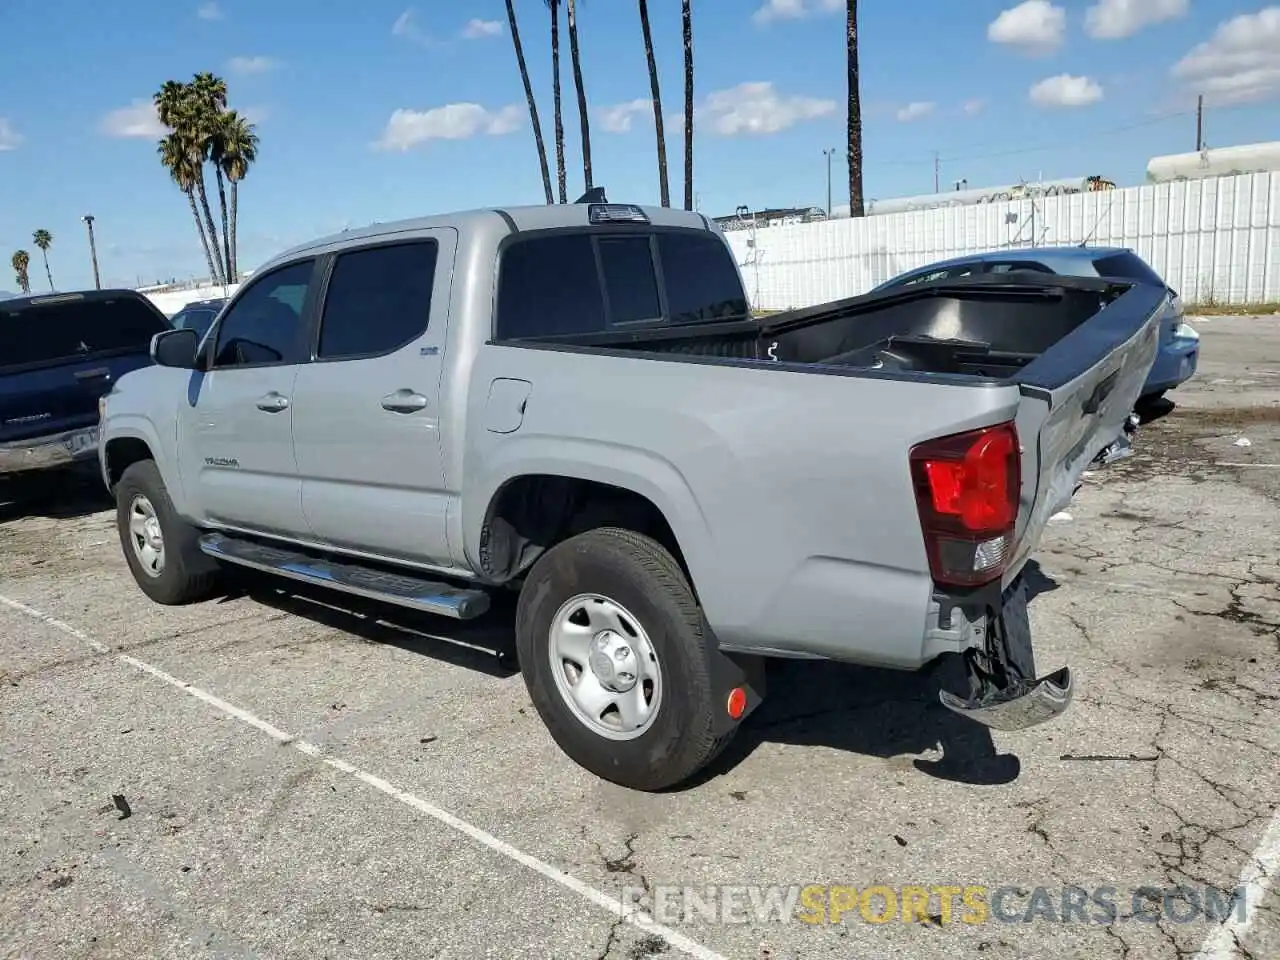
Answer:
[{"xmin": 151, "ymin": 328, "xmax": 201, "ymax": 369}]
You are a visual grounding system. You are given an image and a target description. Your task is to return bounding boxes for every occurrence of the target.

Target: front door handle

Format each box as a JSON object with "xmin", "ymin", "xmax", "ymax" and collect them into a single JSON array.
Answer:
[
  {"xmin": 381, "ymin": 389, "xmax": 428, "ymax": 413},
  {"xmin": 256, "ymin": 392, "xmax": 289, "ymax": 412}
]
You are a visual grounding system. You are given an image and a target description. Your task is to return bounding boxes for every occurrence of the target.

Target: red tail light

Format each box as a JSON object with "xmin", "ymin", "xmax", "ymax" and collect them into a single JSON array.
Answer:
[{"xmin": 909, "ymin": 421, "xmax": 1020, "ymax": 588}]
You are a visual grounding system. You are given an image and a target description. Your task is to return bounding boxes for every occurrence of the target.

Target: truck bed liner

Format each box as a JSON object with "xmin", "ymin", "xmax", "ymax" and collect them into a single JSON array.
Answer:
[{"xmin": 499, "ymin": 272, "xmax": 1161, "ymax": 394}]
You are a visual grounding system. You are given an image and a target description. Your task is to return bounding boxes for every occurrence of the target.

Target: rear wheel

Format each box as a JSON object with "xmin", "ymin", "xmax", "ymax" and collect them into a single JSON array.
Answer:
[
  {"xmin": 115, "ymin": 460, "xmax": 221, "ymax": 605},
  {"xmin": 515, "ymin": 527, "xmax": 728, "ymax": 791}
]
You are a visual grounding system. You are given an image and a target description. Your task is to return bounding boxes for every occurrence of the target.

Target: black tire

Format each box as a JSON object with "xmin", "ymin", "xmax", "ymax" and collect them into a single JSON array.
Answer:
[
  {"xmin": 115, "ymin": 459, "xmax": 221, "ymax": 605},
  {"xmin": 515, "ymin": 526, "xmax": 729, "ymax": 791}
]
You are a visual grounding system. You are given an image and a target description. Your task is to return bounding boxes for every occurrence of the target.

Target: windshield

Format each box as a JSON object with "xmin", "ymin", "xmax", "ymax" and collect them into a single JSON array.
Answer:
[{"xmin": 172, "ymin": 306, "xmax": 221, "ymax": 338}]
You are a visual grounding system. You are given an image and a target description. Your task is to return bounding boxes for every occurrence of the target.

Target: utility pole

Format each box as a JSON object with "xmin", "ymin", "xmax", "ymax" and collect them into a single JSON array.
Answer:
[
  {"xmin": 933, "ymin": 151, "xmax": 940, "ymax": 193},
  {"xmin": 81, "ymin": 215, "xmax": 101, "ymax": 290},
  {"xmin": 822, "ymin": 148, "xmax": 836, "ymax": 216},
  {"xmin": 1195, "ymin": 94, "xmax": 1204, "ymax": 151}
]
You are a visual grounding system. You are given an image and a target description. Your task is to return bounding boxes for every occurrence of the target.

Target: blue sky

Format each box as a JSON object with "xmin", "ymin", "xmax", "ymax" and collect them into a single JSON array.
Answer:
[{"xmin": 1, "ymin": 0, "xmax": 1277, "ymax": 290}]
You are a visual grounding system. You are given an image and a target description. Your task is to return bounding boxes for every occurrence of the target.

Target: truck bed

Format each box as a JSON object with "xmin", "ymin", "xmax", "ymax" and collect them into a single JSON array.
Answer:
[
  {"xmin": 498, "ymin": 271, "xmax": 1152, "ymax": 395},
  {"xmin": 478, "ymin": 268, "xmax": 1163, "ymax": 665}
]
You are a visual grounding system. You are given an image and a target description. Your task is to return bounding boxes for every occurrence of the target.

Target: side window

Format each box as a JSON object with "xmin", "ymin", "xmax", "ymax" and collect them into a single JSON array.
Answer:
[
  {"xmin": 496, "ymin": 234, "xmax": 606, "ymax": 339},
  {"xmin": 656, "ymin": 232, "xmax": 748, "ymax": 324},
  {"xmin": 212, "ymin": 260, "xmax": 314, "ymax": 368},
  {"xmin": 902, "ymin": 268, "xmax": 949, "ymax": 286},
  {"xmin": 986, "ymin": 261, "xmax": 1054, "ymax": 275},
  {"xmin": 900, "ymin": 264, "xmax": 979, "ymax": 286},
  {"xmin": 598, "ymin": 236, "xmax": 661, "ymax": 324},
  {"xmin": 317, "ymin": 240, "xmax": 439, "ymax": 359}
]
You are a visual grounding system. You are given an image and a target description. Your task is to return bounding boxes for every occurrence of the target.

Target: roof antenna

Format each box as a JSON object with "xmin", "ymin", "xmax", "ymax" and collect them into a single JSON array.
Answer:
[{"xmin": 575, "ymin": 187, "xmax": 607, "ymax": 204}]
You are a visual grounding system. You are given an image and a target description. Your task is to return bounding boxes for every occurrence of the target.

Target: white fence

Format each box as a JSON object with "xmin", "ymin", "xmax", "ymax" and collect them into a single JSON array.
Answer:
[
  {"xmin": 723, "ymin": 172, "xmax": 1280, "ymax": 310},
  {"xmin": 144, "ymin": 282, "xmax": 241, "ymax": 316}
]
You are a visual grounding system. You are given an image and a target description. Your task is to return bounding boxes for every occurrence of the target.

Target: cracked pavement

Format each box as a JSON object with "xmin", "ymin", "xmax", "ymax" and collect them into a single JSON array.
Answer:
[{"xmin": 1, "ymin": 314, "xmax": 1277, "ymax": 960}]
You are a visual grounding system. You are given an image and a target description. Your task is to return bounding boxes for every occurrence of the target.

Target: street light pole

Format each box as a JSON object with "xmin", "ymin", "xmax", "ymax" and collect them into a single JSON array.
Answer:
[
  {"xmin": 822, "ymin": 148, "xmax": 836, "ymax": 217},
  {"xmin": 81, "ymin": 215, "xmax": 101, "ymax": 289}
]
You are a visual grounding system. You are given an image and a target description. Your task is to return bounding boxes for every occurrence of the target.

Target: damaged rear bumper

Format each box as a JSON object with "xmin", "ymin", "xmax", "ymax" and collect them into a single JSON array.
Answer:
[{"xmin": 937, "ymin": 575, "xmax": 1074, "ymax": 732}]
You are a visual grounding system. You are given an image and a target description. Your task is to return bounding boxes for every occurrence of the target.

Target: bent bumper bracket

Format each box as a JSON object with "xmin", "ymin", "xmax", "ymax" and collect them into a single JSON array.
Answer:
[{"xmin": 938, "ymin": 576, "xmax": 1074, "ymax": 732}]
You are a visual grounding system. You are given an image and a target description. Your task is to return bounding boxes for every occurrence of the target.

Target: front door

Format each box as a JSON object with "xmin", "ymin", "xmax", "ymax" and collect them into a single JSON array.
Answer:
[
  {"xmin": 179, "ymin": 258, "xmax": 319, "ymax": 539},
  {"xmin": 290, "ymin": 232, "xmax": 456, "ymax": 566}
]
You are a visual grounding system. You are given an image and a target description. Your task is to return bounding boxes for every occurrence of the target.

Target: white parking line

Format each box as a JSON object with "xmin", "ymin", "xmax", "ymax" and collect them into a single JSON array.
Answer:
[
  {"xmin": 0, "ymin": 593, "xmax": 728, "ymax": 960},
  {"xmin": 1193, "ymin": 812, "xmax": 1280, "ymax": 959}
]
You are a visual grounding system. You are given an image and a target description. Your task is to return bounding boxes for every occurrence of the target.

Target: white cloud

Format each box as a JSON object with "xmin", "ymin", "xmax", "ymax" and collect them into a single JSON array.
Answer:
[
  {"xmin": 599, "ymin": 99, "xmax": 652, "ymax": 133},
  {"xmin": 99, "ymin": 100, "xmax": 166, "ymax": 138},
  {"xmin": 1029, "ymin": 73, "xmax": 1104, "ymax": 107},
  {"xmin": 1171, "ymin": 7, "xmax": 1280, "ymax": 105},
  {"xmin": 962, "ymin": 98, "xmax": 986, "ymax": 115},
  {"xmin": 227, "ymin": 55, "xmax": 278, "ymax": 75},
  {"xmin": 392, "ymin": 7, "xmax": 434, "ymax": 46},
  {"xmin": 895, "ymin": 101, "xmax": 935, "ymax": 122},
  {"xmin": 462, "ymin": 18, "xmax": 502, "ymax": 39},
  {"xmin": 988, "ymin": 1, "xmax": 1065, "ymax": 56},
  {"xmin": 694, "ymin": 81, "xmax": 836, "ymax": 136},
  {"xmin": 751, "ymin": 0, "xmax": 842, "ymax": 26},
  {"xmin": 0, "ymin": 117, "xmax": 23, "ymax": 150},
  {"xmin": 196, "ymin": 1, "xmax": 221, "ymax": 20},
  {"xmin": 374, "ymin": 103, "xmax": 523, "ymax": 151},
  {"xmin": 1085, "ymin": 0, "xmax": 1187, "ymax": 40}
]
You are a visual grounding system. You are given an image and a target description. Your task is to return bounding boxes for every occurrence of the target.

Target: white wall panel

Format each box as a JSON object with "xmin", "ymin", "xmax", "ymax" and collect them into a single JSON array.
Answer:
[{"xmin": 723, "ymin": 172, "xmax": 1279, "ymax": 309}]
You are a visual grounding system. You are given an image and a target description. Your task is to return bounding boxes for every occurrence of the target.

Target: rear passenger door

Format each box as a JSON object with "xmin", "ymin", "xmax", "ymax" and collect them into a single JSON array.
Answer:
[{"xmin": 290, "ymin": 232, "xmax": 456, "ymax": 566}]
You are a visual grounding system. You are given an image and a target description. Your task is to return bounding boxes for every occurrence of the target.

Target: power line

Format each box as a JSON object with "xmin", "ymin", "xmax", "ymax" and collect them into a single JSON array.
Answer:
[{"xmin": 865, "ymin": 104, "xmax": 1236, "ymax": 168}]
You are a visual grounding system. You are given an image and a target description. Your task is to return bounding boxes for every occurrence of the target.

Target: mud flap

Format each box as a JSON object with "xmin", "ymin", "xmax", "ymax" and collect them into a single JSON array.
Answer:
[{"xmin": 938, "ymin": 577, "xmax": 1074, "ymax": 732}]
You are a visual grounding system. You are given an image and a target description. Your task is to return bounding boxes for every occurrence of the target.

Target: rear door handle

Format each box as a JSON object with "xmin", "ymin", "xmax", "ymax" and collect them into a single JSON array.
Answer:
[
  {"xmin": 74, "ymin": 367, "xmax": 111, "ymax": 381},
  {"xmin": 256, "ymin": 392, "xmax": 289, "ymax": 412},
  {"xmin": 381, "ymin": 389, "xmax": 428, "ymax": 413}
]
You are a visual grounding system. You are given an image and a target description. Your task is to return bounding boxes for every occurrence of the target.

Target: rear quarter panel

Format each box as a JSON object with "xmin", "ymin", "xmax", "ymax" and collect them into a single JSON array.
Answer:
[{"xmin": 462, "ymin": 345, "xmax": 1024, "ymax": 668}]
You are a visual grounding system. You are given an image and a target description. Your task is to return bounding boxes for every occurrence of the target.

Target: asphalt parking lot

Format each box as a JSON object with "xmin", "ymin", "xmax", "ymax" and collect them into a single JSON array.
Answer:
[{"xmin": 2, "ymin": 313, "xmax": 1277, "ymax": 960}]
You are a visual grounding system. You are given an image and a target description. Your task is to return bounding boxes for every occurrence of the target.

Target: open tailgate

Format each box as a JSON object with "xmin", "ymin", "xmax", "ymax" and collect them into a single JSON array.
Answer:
[{"xmin": 1006, "ymin": 278, "xmax": 1165, "ymax": 578}]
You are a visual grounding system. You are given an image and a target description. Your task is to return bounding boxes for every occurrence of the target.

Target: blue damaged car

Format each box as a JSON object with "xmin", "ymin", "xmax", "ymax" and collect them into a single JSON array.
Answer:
[{"xmin": 874, "ymin": 246, "xmax": 1199, "ymax": 402}]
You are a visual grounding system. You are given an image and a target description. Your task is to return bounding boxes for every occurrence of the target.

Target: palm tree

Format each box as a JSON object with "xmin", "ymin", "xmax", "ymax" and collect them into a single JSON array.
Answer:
[
  {"xmin": 32, "ymin": 229, "xmax": 55, "ymax": 291},
  {"xmin": 189, "ymin": 72, "xmax": 230, "ymax": 281},
  {"xmin": 565, "ymin": 0, "xmax": 592, "ymax": 192},
  {"xmin": 682, "ymin": 0, "xmax": 694, "ymax": 211},
  {"xmin": 846, "ymin": 0, "xmax": 865, "ymax": 217},
  {"xmin": 192, "ymin": 72, "xmax": 232, "ymax": 281},
  {"xmin": 159, "ymin": 131, "xmax": 222, "ymax": 284},
  {"xmin": 638, "ymin": 0, "xmax": 670, "ymax": 206},
  {"xmin": 546, "ymin": 1, "xmax": 568, "ymax": 203},
  {"xmin": 154, "ymin": 76, "xmax": 227, "ymax": 283},
  {"xmin": 216, "ymin": 110, "xmax": 259, "ymax": 282},
  {"xmin": 11, "ymin": 250, "xmax": 31, "ymax": 295},
  {"xmin": 505, "ymin": 0, "xmax": 555, "ymax": 204}
]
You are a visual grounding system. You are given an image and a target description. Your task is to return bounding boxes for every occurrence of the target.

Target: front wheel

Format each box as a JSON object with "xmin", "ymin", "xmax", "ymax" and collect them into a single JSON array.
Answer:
[
  {"xmin": 515, "ymin": 527, "xmax": 729, "ymax": 791},
  {"xmin": 115, "ymin": 460, "xmax": 221, "ymax": 605}
]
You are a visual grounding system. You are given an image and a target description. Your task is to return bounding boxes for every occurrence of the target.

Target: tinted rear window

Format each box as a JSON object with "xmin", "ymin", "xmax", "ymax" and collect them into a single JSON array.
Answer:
[
  {"xmin": 495, "ymin": 229, "xmax": 747, "ymax": 340},
  {"xmin": 598, "ymin": 237, "xmax": 661, "ymax": 324},
  {"xmin": 657, "ymin": 232, "xmax": 749, "ymax": 324},
  {"xmin": 496, "ymin": 234, "xmax": 606, "ymax": 339},
  {"xmin": 1091, "ymin": 252, "xmax": 1164, "ymax": 286},
  {"xmin": 0, "ymin": 295, "xmax": 169, "ymax": 369}
]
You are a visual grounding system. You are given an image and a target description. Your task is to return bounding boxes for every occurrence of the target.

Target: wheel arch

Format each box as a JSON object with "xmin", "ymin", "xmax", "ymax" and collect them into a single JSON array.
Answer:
[{"xmin": 465, "ymin": 447, "xmax": 713, "ymax": 596}]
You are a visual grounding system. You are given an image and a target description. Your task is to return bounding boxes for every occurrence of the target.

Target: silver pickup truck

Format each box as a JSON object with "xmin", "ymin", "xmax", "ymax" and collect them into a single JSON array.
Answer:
[{"xmin": 98, "ymin": 198, "xmax": 1163, "ymax": 791}]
